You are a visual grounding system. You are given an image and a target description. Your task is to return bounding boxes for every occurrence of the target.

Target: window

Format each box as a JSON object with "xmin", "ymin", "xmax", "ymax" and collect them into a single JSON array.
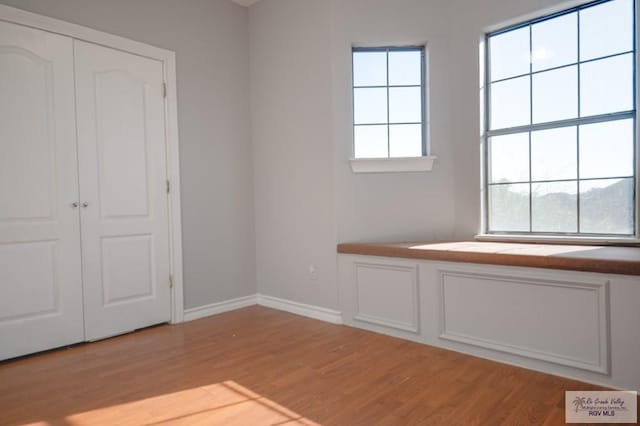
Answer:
[
  {"xmin": 484, "ymin": 0, "xmax": 637, "ymax": 238},
  {"xmin": 352, "ymin": 47, "xmax": 426, "ymax": 159}
]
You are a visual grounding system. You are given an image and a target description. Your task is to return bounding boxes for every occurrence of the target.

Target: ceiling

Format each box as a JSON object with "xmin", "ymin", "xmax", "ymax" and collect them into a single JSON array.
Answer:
[{"xmin": 232, "ymin": 0, "xmax": 262, "ymax": 6}]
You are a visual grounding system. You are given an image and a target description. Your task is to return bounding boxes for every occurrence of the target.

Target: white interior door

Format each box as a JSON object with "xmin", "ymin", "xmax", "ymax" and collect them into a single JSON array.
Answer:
[
  {"xmin": 0, "ymin": 21, "xmax": 84, "ymax": 360},
  {"xmin": 74, "ymin": 40, "xmax": 171, "ymax": 340}
]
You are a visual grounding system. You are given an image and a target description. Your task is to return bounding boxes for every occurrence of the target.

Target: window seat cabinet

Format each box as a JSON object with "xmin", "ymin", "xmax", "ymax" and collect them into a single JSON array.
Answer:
[{"xmin": 337, "ymin": 241, "xmax": 640, "ymax": 390}]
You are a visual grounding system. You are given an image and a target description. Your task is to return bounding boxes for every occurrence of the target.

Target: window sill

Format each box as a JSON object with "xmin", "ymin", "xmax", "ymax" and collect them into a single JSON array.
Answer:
[
  {"xmin": 349, "ymin": 156, "xmax": 437, "ymax": 173},
  {"xmin": 475, "ymin": 233, "xmax": 640, "ymax": 247}
]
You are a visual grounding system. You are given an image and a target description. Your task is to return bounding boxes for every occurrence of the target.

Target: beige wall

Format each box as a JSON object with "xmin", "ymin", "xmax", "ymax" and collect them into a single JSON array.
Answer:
[
  {"xmin": 0, "ymin": 0, "xmax": 256, "ymax": 309},
  {"xmin": 250, "ymin": 0, "xmax": 338, "ymax": 308},
  {"xmin": 250, "ymin": 0, "xmax": 584, "ymax": 311},
  {"xmin": 330, "ymin": 0, "xmax": 457, "ymax": 244}
]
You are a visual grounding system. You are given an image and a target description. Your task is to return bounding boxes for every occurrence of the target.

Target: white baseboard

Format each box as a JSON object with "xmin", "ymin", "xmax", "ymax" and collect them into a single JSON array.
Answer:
[
  {"xmin": 183, "ymin": 294, "xmax": 258, "ymax": 322},
  {"xmin": 256, "ymin": 294, "xmax": 343, "ymax": 324},
  {"xmin": 182, "ymin": 293, "xmax": 343, "ymax": 325}
]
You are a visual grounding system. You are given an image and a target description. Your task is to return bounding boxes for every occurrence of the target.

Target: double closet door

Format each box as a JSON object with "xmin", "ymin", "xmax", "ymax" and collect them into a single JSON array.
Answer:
[{"xmin": 0, "ymin": 21, "xmax": 171, "ymax": 360}]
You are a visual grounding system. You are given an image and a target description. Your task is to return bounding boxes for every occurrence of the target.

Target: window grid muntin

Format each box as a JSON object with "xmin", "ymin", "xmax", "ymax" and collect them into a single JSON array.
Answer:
[
  {"xmin": 352, "ymin": 46, "xmax": 426, "ymax": 158},
  {"xmin": 528, "ymin": 24, "xmax": 533, "ymax": 233},
  {"xmin": 490, "ymin": 50, "xmax": 634, "ymax": 85},
  {"xmin": 484, "ymin": 0, "xmax": 637, "ymax": 237},
  {"xmin": 490, "ymin": 175, "xmax": 635, "ymax": 186},
  {"xmin": 386, "ymin": 49, "xmax": 390, "ymax": 154},
  {"xmin": 487, "ymin": 110, "xmax": 635, "ymax": 136}
]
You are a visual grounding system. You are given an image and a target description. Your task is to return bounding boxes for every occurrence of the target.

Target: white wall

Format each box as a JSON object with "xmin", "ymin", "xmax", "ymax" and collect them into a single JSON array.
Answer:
[
  {"xmin": 331, "ymin": 0, "xmax": 457, "ymax": 244},
  {"xmin": 0, "ymin": 0, "xmax": 257, "ymax": 309},
  {"xmin": 250, "ymin": 0, "xmax": 338, "ymax": 308},
  {"xmin": 250, "ymin": 0, "xmax": 586, "ymax": 311},
  {"xmin": 249, "ymin": 0, "xmax": 461, "ymax": 311}
]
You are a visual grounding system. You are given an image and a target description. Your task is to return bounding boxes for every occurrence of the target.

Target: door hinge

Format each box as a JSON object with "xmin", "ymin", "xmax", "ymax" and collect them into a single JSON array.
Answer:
[
  {"xmin": 163, "ymin": 82, "xmax": 167, "ymax": 98},
  {"xmin": 169, "ymin": 274, "xmax": 174, "ymax": 289},
  {"xmin": 166, "ymin": 179, "xmax": 170, "ymax": 194}
]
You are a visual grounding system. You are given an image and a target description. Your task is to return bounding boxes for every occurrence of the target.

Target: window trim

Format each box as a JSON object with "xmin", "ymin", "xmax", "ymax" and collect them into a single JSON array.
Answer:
[
  {"xmin": 351, "ymin": 45, "xmax": 430, "ymax": 162},
  {"xmin": 349, "ymin": 156, "xmax": 436, "ymax": 173},
  {"xmin": 480, "ymin": 0, "xmax": 639, "ymax": 242}
]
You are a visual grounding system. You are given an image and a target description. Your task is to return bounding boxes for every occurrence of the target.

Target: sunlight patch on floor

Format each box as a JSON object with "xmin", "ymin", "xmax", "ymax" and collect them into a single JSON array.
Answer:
[{"xmin": 47, "ymin": 381, "xmax": 320, "ymax": 426}]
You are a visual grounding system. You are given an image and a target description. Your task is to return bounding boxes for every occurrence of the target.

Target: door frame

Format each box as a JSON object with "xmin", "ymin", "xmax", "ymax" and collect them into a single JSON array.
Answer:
[{"xmin": 0, "ymin": 4, "xmax": 185, "ymax": 323}]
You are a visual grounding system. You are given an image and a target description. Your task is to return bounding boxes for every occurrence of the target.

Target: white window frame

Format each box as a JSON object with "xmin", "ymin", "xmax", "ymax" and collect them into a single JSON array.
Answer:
[
  {"xmin": 350, "ymin": 45, "xmax": 437, "ymax": 173},
  {"xmin": 479, "ymin": 0, "xmax": 640, "ymax": 244}
]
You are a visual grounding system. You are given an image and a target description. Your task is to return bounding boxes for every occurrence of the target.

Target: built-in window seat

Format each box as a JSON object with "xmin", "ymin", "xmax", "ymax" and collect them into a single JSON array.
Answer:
[
  {"xmin": 337, "ymin": 241, "xmax": 640, "ymax": 391},
  {"xmin": 338, "ymin": 241, "xmax": 640, "ymax": 276}
]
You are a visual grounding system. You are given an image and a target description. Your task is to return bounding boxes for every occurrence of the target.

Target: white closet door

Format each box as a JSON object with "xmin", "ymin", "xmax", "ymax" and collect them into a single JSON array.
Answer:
[
  {"xmin": 74, "ymin": 40, "xmax": 171, "ymax": 340},
  {"xmin": 0, "ymin": 22, "xmax": 84, "ymax": 360}
]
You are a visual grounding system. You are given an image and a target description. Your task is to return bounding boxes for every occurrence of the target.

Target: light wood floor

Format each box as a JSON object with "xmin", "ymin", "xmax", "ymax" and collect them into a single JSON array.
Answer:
[{"xmin": 0, "ymin": 306, "xmax": 627, "ymax": 425}]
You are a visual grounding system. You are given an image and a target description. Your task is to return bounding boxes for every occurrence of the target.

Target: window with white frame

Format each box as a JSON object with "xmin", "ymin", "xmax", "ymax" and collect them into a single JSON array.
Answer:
[
  {"xmin": 484, "ymin": 0, "xmax": 637, "ymax": 237},
  {"xmin": 352, "ymin": 47, "xmax": 426, "ymax": 158}
]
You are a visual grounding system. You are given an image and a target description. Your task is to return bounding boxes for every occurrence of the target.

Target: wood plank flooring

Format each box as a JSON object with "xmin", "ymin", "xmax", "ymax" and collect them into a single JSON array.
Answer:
[{"xmin": 0, "ymin": 306, "xmax": 630, "ymax": 425}]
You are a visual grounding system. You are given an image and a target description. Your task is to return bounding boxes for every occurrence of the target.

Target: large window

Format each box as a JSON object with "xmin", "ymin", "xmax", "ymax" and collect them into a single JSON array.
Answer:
[
  {"xmin": 352, "ymin": 47, "xmax": 425, "ymax": 158},
  {"xmin": 485, "ymin": 0, "xmax": 637, "ymax": 238}
]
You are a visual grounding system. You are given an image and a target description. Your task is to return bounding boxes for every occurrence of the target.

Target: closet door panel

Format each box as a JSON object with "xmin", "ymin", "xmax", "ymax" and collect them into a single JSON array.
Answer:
[
  {"xmin": 94, "ymin": 69, "xmax": 151, "ymax": 219},
  {"xmin": 74, "ymin": 40, "xmax": 170, "ymax": 340},
  {"xmin": 0, "ymin": 21, "xmax": 84, "ymax": 360}
]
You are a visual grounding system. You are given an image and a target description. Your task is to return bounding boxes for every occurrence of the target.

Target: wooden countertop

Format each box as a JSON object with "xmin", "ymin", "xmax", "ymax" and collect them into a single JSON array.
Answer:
[{"xmin": 337, "ymin": 241, "xmax": 640, "ymax": 276}]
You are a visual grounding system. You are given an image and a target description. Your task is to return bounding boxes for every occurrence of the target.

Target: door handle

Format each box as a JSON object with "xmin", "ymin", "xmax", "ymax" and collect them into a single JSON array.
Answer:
[
  {"xmin": 71, "ymin": 202, "xmax": 79, "ymax": 208},
  {"xmin": 82, "ymin": 202, "xmax": 89, "ymax": 208}
]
